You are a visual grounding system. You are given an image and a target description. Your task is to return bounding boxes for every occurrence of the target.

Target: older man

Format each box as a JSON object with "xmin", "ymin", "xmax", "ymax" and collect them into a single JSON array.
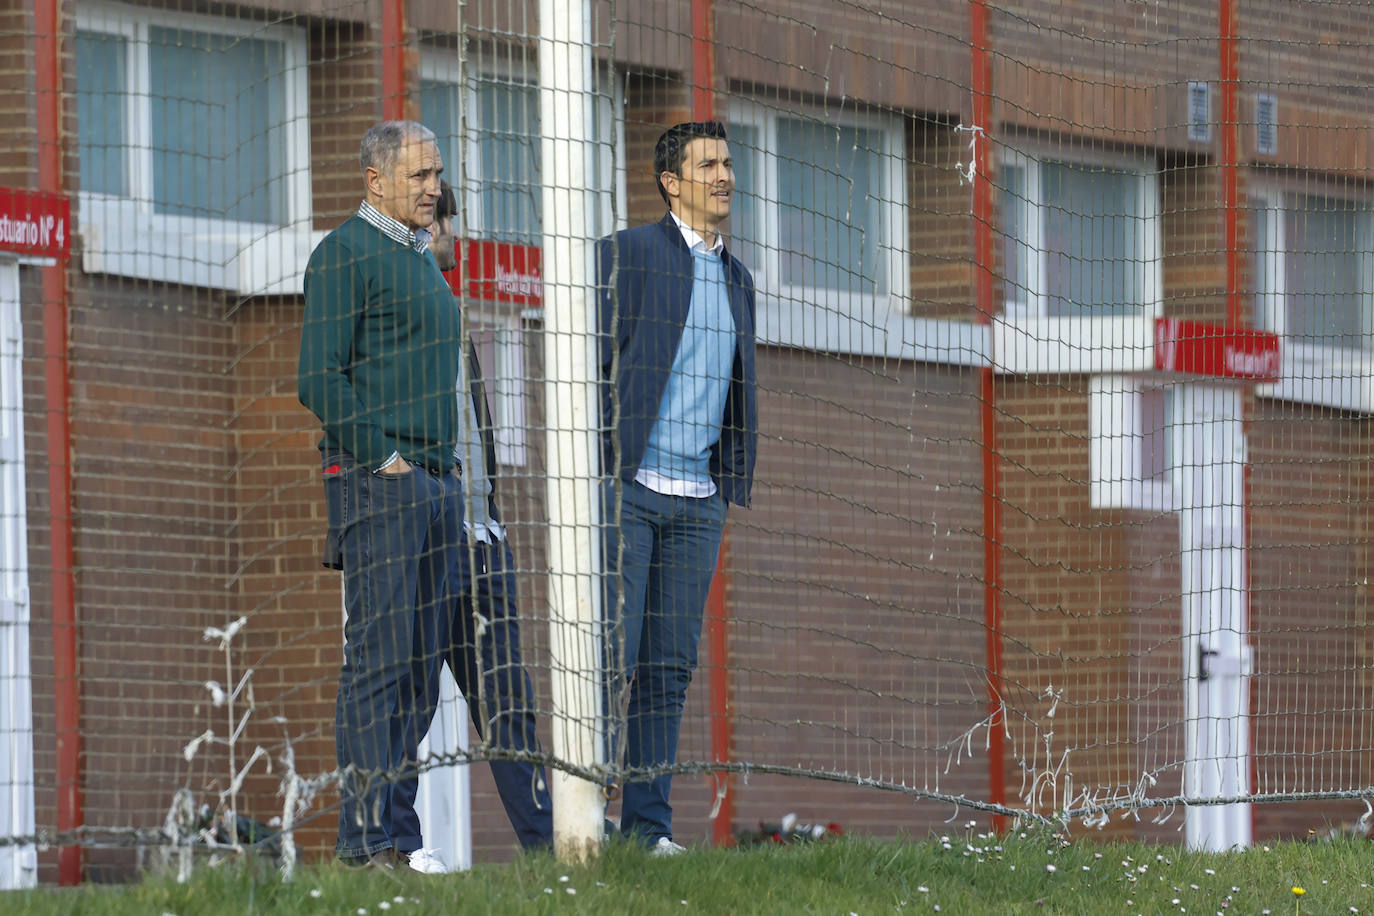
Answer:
[{"xmin": 298, "ymin": 120, "xmax": 461, "ymax": 868}]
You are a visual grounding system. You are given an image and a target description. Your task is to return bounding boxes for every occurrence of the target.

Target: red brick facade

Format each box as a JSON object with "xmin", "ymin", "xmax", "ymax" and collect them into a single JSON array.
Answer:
[{"xmin": 4, "ymin": 0, "xmax": 1372, "ymax": 882}]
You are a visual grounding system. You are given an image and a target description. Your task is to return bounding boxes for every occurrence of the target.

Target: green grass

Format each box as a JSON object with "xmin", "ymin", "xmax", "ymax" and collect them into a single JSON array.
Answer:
[{"xmin": 10, "ymin": 831, "xmax": 1374, "ymax": 915}]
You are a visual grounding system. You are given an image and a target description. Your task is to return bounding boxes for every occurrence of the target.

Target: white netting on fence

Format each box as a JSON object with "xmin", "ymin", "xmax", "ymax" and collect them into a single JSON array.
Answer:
[{"xmin": 4, "ymin": 0, "xmax": 1374, "ymax": 884}]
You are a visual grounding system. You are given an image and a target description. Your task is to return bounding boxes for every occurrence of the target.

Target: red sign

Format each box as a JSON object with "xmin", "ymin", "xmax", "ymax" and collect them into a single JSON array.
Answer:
[
  {"xmin": 441, "ymin": 239, "xmax": 543, "ymax": 307},
  {"xmin": 1153, "ymin": 317, "xmax": 1281, "ymax": 381},
  {"xmin": 0, "ymin": 187, "xmax": 70, "ymax": 259}
]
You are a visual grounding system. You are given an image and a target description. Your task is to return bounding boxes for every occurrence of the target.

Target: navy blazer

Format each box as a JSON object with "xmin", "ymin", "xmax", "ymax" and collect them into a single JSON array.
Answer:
[{"xmin": 595, "ymin": 214, "xmax": 758, "ymax": 508}]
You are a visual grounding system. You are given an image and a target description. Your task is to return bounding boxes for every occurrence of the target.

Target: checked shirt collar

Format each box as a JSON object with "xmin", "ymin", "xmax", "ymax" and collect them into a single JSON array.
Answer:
[{"xmin": 358, "ymin": 200, "xmax": 431, "ymax": 252}]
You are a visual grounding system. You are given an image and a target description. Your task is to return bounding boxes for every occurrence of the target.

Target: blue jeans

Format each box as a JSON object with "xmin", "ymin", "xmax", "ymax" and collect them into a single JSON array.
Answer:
[
  {"xmin": 603, "ymin": 479, "xmax": 726, "ymax": 843},
  {"xmin": 400, "ymin": 534, "xmax": 554, "ymax": 850},
  {"xmin": 325, "ymin": 451, "xmax": 460, "ymax": 860}
]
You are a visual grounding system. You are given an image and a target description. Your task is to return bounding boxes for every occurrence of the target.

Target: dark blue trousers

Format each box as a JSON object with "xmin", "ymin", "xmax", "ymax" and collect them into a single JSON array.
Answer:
[
  {"xmin": 400, "ymin": 534, "xmax": 554, "ymax": 851},
  {"xmin": 604, "ymin": 480, "xmax": 726, "ymax": 843},
  {"xmin": 327, "ymin": 454, "xmax": 459, "ymax": 860}
]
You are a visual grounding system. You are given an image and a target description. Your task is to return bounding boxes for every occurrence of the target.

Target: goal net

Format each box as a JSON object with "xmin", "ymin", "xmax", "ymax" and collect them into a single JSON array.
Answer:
[{"xmin": 5, "ymin": 0, "xmax": 1374, "ymax": 883}]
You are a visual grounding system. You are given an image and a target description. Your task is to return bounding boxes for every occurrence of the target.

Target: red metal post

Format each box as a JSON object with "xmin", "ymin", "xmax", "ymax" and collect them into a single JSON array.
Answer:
[
  {"xmin": 382, "ymin": 0, "xmax": 408, "ymax": 121},
  {"xmin": 970, "ymin": 0, "xmax": 1008, "ymax": 834},
  {"xmin": 691, "ymin": 0, "xmax": 716, "ymax": 121},
  {"xmin": 704, "ymin": 538, "xmax": 734, "ymax": 847},
  {"xmin": 1219, "ymin": 0, "xmax": 1241, "ymax": 329},
  {"xmin": 35, "ymin": 0, "xmax": 83, "ymax": 884},
  {"xmin": 1218, "ymin": 0, "xmax": 1257, "ymax": 838},
  {"xmin": 692, "ymin": 0, "xmax": 735, "ymax": 847}
]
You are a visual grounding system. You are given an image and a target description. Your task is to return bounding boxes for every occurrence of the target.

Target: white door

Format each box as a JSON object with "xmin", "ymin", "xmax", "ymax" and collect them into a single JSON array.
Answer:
[
  {"xmin": 416, "ymin": 669, "xmax": 472, "ymax": 871},
  {"xmin": 0, "ymin": 256, "xmax": 37, "ymax": 888}
]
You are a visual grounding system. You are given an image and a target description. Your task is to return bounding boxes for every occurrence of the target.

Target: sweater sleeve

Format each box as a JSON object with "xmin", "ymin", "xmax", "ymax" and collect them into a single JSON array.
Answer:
[{"xmin": 298, "ymin": 235, "xmax": 393, "ymax": 468}]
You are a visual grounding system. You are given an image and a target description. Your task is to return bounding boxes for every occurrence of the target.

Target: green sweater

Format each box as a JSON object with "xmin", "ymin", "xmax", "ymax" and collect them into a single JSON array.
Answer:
[{"xmin": 298, "ymin": 213, "xmax": 460, "ymax": 472}]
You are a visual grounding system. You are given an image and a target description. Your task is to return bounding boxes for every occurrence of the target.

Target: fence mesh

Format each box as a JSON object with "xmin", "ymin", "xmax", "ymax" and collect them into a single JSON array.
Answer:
[{"xmin": 5, "ymin": 0, "xmax": 1374, "ymax": 884}]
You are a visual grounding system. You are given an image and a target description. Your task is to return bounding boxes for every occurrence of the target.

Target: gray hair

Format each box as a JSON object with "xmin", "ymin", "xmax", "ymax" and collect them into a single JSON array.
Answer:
[{"xmin": 360, "ymin": 121, "xmax": 438, "ymax": 174}]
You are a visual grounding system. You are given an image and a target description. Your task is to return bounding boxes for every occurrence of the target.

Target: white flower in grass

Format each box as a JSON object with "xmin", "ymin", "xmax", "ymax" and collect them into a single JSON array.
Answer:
[
  {"xmin": 566, "ymin": 889, "xmax": 576, "ymax": 896},
  {"xmin": 309, "ymin": 889, "xmax": 322, "ymax": 899},
  {"xmin": 1046, "ymin": 864, "xmax": 1056, "ymax": 873},
  {"xmin": 379, "ymin": 904, "xmax": 390, "ymax": 911},
  {"xmin": 559, "ymin": 875, "xmax": 569, "ymax": 882},
  {"xmin": 392, "ymin": 898, "xmax": 405, "ymax": 904}
]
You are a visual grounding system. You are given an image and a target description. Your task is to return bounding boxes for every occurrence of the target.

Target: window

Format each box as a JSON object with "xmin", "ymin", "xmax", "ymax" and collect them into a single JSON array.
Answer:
[
  {"xmin": 1253, "ymin": 188, "xmax": 1374, "ymax": 410},
  {"xmin": 1254, "ymin": 191, "xmax": 1373, "ymax": 352},
  {"xmin": 471, "ymin": 319, "xmax": 530, "ymax": 468},
  {"xmin": 74, "ymin": 6, "xmax": 309, "ymax": 291},
  {"xmin": 1090, "ymin": 375, "xmax": 1175, "ymax": 512},
  {"xmin": 420, "ymin": 54, "xmax": 621, "ymax": 243},
  {"xmin": 1000, "ymin": 150, "xmax": 1160, "ymax": 319},
  {"xmin": 728, "ymin": 100, "xmax": 908, "ymax": 312}
]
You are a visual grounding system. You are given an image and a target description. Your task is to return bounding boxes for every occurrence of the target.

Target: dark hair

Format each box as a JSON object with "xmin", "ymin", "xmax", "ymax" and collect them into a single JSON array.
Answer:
[
  {"xmin": 435, "ymin": 179, "xmax": 457, "ymax": 222},
  {"xmin": 653, "ymin": 121, "xmax": 729, "ymax": 205}
]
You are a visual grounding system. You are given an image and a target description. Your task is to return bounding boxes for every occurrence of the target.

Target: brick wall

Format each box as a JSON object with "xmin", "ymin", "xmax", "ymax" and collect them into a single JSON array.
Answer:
[
  {"xmin": 623, "ymin": 72, "xmax": 690, "ymax": 225},
  {"xmin": 309, "ymin": 18, "xmax": 384, "ymax": 229},
  {"xmin": 61, "ymin": 277, "xmax": 237, "ymax": 881},
  {"xmin": 994, "ymin": 376, "xmax": 1142, "ymax": 836},
  {"xmin": 908, "ymin": 118, "xmax": 975, "ymax": 321},
  {"xmin": 1248, "ymin": 400, "xmax": 1374, "ymax": 838},
  {"xmin": 718, "ymin": 350, "xmax": 990, "ymax": 838}
]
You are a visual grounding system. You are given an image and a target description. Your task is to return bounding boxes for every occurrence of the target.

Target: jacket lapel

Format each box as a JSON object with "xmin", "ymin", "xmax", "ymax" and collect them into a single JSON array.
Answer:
[{"xmin": 656, "ymin": 215, "xmax": 695, "ymax": 329}]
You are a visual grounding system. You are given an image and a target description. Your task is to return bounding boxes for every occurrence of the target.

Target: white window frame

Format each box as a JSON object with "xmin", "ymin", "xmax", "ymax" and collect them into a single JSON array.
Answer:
[
  {"xmin": 75, "ymin": 4, "xmax": 311, "ymax": 294},
  {"xmin": 487, "ymin": 318, "xmax": 530, "ymax": 468},
  {"xmin": 727, "ymin": 97, "xmax": 909, "ymax": 316},
  {"xmin": 1090, "ymin": 374, "xmax": 1175, "ymax": 512},
  {"xmin": 995, "ymin": 145, "xmax": 1161, "ymax": 375},
  {"xmin": 420, "ymin": 51, "xmax": 624, "ymax": 240},
  {"xmin": 0, "ymin": 257, "xmax": 36, "ymax": 889},
  {"xmin": 999, "ymin": 146, "xmax": 1161, "ymax": 321},
  {"xmin": 1253, "ymin": 185, "xmax": 1374, "ymax": 412}
]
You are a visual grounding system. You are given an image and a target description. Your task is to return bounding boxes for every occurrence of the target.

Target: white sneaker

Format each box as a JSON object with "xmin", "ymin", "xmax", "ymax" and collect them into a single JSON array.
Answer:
[
  {"xmin": 651, "ymin": 837, "xmax": 686, "ymax": 857},
  {"xmin": 405, "ymin": 848, "xmax": 452, "ymax": 875}
]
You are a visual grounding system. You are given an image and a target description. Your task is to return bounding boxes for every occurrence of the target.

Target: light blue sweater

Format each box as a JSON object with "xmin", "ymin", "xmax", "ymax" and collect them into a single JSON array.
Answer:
[{"xmin": 638, "ymin": 248, "xmax": 736, "ymax": 486}]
